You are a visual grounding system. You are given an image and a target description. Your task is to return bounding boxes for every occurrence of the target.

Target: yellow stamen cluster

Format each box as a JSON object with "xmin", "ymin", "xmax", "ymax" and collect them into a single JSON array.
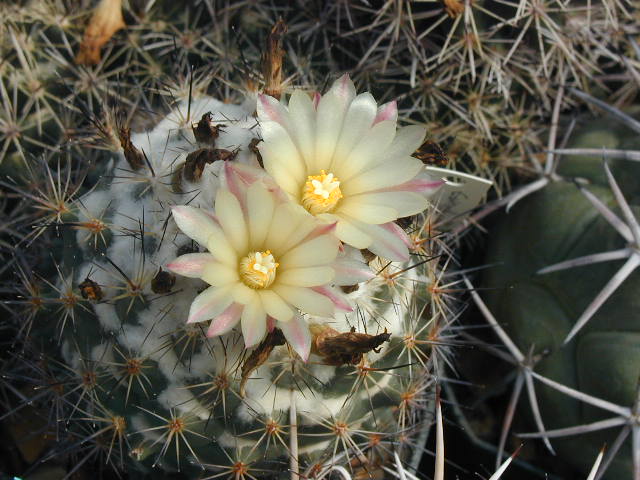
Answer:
[
  {"xmin": 302, "ymin": 170, "xmax": 343, "ymax": 215},
  {"xmin": 239, "ymin": 250, "xmax": 279, "ymax": 289}
]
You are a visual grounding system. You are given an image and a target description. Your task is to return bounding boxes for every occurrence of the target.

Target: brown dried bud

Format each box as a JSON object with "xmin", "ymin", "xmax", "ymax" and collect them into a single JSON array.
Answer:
[
  {"xmin": 310, "ymin": 325, "xmax": 391, "ymax": 366},
  {"xmin": 192, "ymin": 113, "xmax": 225, "ymax": 146},
  {"xmin": 249, "ymin": 138, "xmax": 264, "ymax": 168},
  {"xmin": 412, "ymin": 139, "xmax": 449, "ymax": 166},
  {"xmin": 340, "ymin": 284, "xmax": 360, "ymax": 294},
  {"xmin": 261, "ymin": 19, "xmax": 287, "ymax": 99},
  {"xmin": 240, "ymin": 328, "xmax": 286, "ymax": 396},
  {"xmin": 183, "ymin": 148, "xmax": 238, "ymax": 183},
  {"xmin": 76, "ymin": 0, "xmax": 125, "ymax": 65},
  {"xmin": 214, "ymin": 149, "xmax": 238, "ymax": 162},
  {"xmin": 151, "ymin": 269, "xmax": 176, "ymax": 294},
  {"xmin": 118, "ymin": 127, "xmax": 145, "ymax": 170},
  {"xmin": 79, "ymin": 277, "xmax": 103, "ymax": 302}
]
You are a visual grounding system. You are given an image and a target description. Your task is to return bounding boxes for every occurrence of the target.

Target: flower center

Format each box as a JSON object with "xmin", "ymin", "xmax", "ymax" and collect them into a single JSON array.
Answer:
[
  {"xmin": 302, "ymin": 170, "xmax": 343, "ymax": 215},
  {"xmin": 239, "ymin": 250, "xmax": 279, "ymax": 289}
]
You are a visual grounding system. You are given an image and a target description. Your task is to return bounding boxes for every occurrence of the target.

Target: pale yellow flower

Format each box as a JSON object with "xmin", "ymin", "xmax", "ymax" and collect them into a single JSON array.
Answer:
[
  {"xmin": 167, "ymin": 167, "xmax": 368, "ymax": 359},
  {"xmin": 257, "ymin": 75, "xmax": 442, "ymax": 261}
]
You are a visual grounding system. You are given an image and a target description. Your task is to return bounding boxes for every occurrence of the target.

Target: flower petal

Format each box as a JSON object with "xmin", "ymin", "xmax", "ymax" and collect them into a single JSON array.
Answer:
[
  {"xmin": 278, "ymin": 234, "xmax": 339, "ymax": 269},
  {"xmin": 215, "ymin": 189, "xmax": 248, "ymax": 255},
  {"xmin": 260, "ymin": 142, "xmax": 303, "ymax": 198},
  {"xmin": 287, "ymin": 90, "xmax": 316, "ymax": 170},
  {"xmin": 258, "ymin": 289, "xmax": 294, "ymax": 323},
  {"xmin": 336, "ymin": 196, "xmax": 399, "ymax": 224},
  {"xmin": 356, "ymin": 221, "xmax": 411, "ymax": 262},
  {"xmin": 201, "ymin": 261, "xmax": 239, "ymax": 286},
  {"xmin": 335, "ymin": 120, "xmax": 397, "ymax": 181},
  {"xmin": 231, "ymin": 282, "xmax": 256, "ymax": 305},
  {"xmin": 385, "ymin": 125, "xmax": 426, "ymax": 158},
  {"xmin": 265, "ymin": 203, "xmax": 316, "ymax": 256},
  {"xmin": 188, "ymin": 285, "xmax": 234, "ymax": 324},
  {"xmin": 205, "ymin": 224, "xmax": 238, "ymax": 266},
  {"xmin": 172, "ymin": 205, "xmax": 218, "ymax": 247},
  {"xmin": 373, "ymin": 100, "xmax": 398, "ymax": 125},
  {"xmin": 343, "ymin": 191, "xmax": 429, "ymax": 219},
  {"xmin": 277, "ymin": 266, "xmax": 335, "ymax": 287},
  {"xmin": 334, "ymin": 217, "xmax": 372, "ymax": 249},
  {"xmin": 278, "ymin": 315, "xmax": 311, "ymax": 362},
  {"xmin": 332, "ymin": 258, "xmax": 375, "ymax": 285},
  {"xmin": 272, "ymin": 284, "xmax": 335, "ymax": 317},
  {"xmin": 341, "ymin": 156, "xmax": 424, "ymax": 196},
  {"xmin": 330, "ymin": 93, "xmax": 377, "ymax": 171},
  {"xmin": 166, "ymin": 253, "xmax": 215, "ymax": 278},
  {"xmin": 207, "ymin": 302, "xmax": 243, "ymax": 337},
  {"xmin": 311, "ymin": 286, "xmax": 352, "ymax": 312},
  {"xmin": 391, "ymin": 175, "xmax": 444, "ymax": 195},
  {"xmin": 247, "ymin": 182, "xmax": 276, "ymax": 250},
  {"xmin": 261, "ymin": 123, "xmax": 306, "ymax": 188},
  {"xmin": 257, "ymin": 94, "xmax": 289, "ymax": 127},
  {"xmin": 241, "ymin": 295, "xmax": 267, "ymax": 348}
]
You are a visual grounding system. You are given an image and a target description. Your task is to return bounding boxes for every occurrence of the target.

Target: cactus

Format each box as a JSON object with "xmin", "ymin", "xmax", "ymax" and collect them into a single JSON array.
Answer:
[
  {"xmin": 3, "ymin": 1, "xmax": 640, "ymax": 478},
  {"xmin": 479, "ymin": 105, "xmax": 640, "ymax": 479},
  {"xmin": 1, "ymin": 71, "xmax": 474, "ymax": 478}
]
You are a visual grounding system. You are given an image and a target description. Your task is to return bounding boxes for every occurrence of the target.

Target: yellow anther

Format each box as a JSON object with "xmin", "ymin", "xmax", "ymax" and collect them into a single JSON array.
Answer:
[
  {"xmin": 302, "ymin": 170, "xmax": 343, "ymax": 215},
  {"xmin": 239, "ymin": 251, "xmax": 278, "ymax": 289}
]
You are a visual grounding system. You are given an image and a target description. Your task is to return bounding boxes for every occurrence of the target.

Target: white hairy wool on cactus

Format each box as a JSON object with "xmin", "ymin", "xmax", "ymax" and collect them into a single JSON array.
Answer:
[
  {"xmin": 257, "ymin": 74, "xmax": 443, "ymax": 261},
  {"xmin": 167, "ymin": 163, "xmax": 371, "ymax": 360}
]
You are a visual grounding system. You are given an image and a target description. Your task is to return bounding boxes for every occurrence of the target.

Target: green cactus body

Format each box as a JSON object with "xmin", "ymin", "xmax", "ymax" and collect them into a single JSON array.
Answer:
[
  {"xmin": 30, "ymin": 95, "xmax": 443, "ymax": 478},
  {"xmin": 483, "ymin": 118, "xmax": 640, "ymax": 478}
]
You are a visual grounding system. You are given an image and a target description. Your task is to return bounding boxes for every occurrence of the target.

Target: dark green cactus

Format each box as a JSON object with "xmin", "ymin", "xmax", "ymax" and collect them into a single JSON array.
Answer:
[{"xmin": 483, "ymin": 116, "xmax": 640, "ymax": 479}]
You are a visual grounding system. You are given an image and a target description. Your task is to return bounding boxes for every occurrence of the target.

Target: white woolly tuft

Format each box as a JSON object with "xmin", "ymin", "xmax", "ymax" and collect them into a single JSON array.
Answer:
[
  {"xmin": 93, "ymin": 302, "xmax": 120, "ymax": 332},
  {"xmin": 157, "ymin": 383, "xmax": 210, "ymax": 420}
]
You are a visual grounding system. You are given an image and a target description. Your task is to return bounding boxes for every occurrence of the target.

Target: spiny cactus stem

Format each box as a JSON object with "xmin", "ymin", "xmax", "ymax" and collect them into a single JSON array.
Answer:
[{"xmin": 289, "ymin": 388, "xmax": 299, "ymax": 480}]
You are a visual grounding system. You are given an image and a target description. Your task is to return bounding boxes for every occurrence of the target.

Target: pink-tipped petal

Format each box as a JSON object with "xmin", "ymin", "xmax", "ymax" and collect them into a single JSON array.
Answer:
[
  {"xmin": 333, "ymin": 74, "xmax": 356, "ymax": 101},
  {"xmin": 188, "ymin": 286, "xmax": 234, "ymax": 324},
  {"xmin": 332, "ymin": 258, "xmax": 375, "ymax": 286},
  {"xmin": 171, "ymin": 205, "xmax": 219, "ymax": 247},
  {"xmin": 300, "ymin": 221, "xmax": 338, "ymax": 244},
  {"xmin": 222, "ymin": 161, "xmax": 249, "ymax": 211},
  {"xmin": 373, "ymin": 100, "xmax": 398, "ymax": 125},
  {"xmin": 311, "ymin": 286, "xmax": 353, "ymax": 312},
  {"xmin": 257, "ymin": 94, "xmax": 288, "ymax": 126},
  {"xmin": 358, "ymin": 221, "xmax": 411, "ymax": 262},
  {"xmin": 166, "ymin": 253, "xmax": 214, "ymax": 278},
  {"xmin": 278, "ymin": 315, "xmax": 311, "ymax": 362},
  {"xmin": 386, "ymin": 177, "xmax": 444, "ymax": 194},
  {"xmin": 312, "ymin": 92, "xmax": 321, "ymax": 110},
  {"xmin": 267, "ymin": 316, "xmax": 276, "ymax": 332},
  {"xmin": 207, "ymin": 302, "xmax": 243, "ymax": 337}
]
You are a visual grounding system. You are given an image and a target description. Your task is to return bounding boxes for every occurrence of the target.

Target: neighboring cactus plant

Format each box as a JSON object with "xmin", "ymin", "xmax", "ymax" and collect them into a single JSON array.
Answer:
[
  {"xmin": 7, "ymin": 74, "xmax": 470, "ymax": 479},
  {"xmin": 481, "ymin": 111, "xmax": 640, "ymax": 479}
]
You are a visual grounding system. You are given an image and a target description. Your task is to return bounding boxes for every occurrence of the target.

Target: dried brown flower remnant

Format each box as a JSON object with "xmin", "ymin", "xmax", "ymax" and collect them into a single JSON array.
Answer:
[
  {"xmin": 192, "ymin": 113, "xmax": 225, "ymax": 146},
  {"xmin": 412, "ymin": 140, "xmax": 449, "ymax": 167},
  {"xmin": 183, "ymin": 148, "xmax": 238, "ymax": 182},
  {"xmin": 261, "ymin": 19, "xmax": 287, "ymax": 99},
  {"xmin": 311, "ymin": 325, "xmax": 391, "ymax": 366},
  {"xmin": 442, "ymin": 0, "xmax": 465, "ymax": 17},
  {"xmin": 118, "ymin": 127, "xmax": 145, "ymax": 170},
  {"xmin": 79, "ymin": 277, "xmax": 102, "ymax": 302},
  {"xmin": 76, "ymin": 0, "xmax": 125, "ymax": 65},
  {"xmin": 240, "ymin": 328, "xmax": 286, "ymax": 396},
  {"xmin": 249, "ymin": 138, "xmax": 263, "ymax": 168}
]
